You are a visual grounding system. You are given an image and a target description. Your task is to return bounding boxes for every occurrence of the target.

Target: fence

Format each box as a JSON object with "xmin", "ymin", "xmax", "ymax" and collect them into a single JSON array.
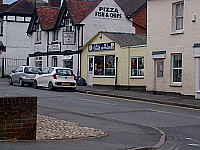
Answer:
[{"xmin": 0, "ymin": 58, "xmax": 27, "ymax": 77}]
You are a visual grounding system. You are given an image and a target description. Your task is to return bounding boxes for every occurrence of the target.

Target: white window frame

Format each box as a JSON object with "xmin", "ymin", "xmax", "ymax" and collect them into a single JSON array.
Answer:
[
  {"xmin": 172, "ymin": 1, "xmax": 184, "ymax": 33},
  {"xmin": 35, "ymin": 57, "xmax": 42, "ymax": 69},
  {"xmin": 93, "ymin": 55, "xmax": 115, "ymax": 77},
  {"xmin": 52, "ymin": 30, "xmax": 58, "ymax": 42},
  {"xmin": 172, "ymin": 54, "xmax": 182, "ymax": 83},
  {"xmin": 0, "ymin": 21, "xmax": 3, "ymax": 36},
  {"xmin": 130, "ymin": 57, "xmax": 144, "ymax": 78},
  {"xmin": 65, "ymin": 19, "xmax": 74, "ymax": 32},
  {"xmin": 51, "ymin": 56, "xmax": 58, "ymax": 67},
  {"xmin": 36, "ymin": 24, "xmax": 42, "ymax": 42}
]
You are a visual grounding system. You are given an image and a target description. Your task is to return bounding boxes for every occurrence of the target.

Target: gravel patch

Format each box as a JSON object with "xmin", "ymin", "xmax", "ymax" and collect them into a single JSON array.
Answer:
[{"xmin": 36, "ymin": 115, "xmax": 106, "ymax": 140}]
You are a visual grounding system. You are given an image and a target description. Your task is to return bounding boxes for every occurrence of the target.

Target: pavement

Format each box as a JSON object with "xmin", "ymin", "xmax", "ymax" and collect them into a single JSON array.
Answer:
[{"xmin": 76, "ymin": 85, "xmax": 200, "ymax": 109}]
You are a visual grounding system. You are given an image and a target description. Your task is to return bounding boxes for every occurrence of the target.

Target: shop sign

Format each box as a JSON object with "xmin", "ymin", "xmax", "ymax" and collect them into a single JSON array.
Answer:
[
  {"xmin": 63, "ymin": 31, "xmax": 75, "ymax": 45},
  {"xmin": 88, "ymin": 42, "xmax": 115, "ymax": 52},
  {"xmin": 94, "ymin": 7, "xmax": 122, "ymax": 19},
  {"xmin": 48, "ymin": 44, "xmax": 60, "ymax": 51}
]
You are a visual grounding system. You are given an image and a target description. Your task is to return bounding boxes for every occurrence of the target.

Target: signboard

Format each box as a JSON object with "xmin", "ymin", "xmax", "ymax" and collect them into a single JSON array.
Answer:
[
  {"xmin": 48, "ymin": 44, "xmax": 60, "ymax": 51},
  {"xmin": 94, "ymin": 6, "xmax": 122, "ymax": 19},
  {"xmin": 63, "ymin": 31, "xmax": 75, "ymax": 45},
  {"xmin": 88, "ymin": 42, "xmax": 115, "ymax": 52}
]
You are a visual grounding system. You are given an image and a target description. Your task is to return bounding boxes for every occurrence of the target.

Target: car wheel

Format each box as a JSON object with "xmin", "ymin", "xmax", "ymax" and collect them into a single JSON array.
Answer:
[
  {"xmin": 9, "ymin": 77, "xmax": 13, "ymax": 85},
  {"xmin": 48, "ymin": 82, "xmax": 55, "ymax": 91},
  {"xmin": 33, "ymin": 80, "xmax": 38, "ymax": 89},
  {"xmin": 19, "ymin": 78, "xmax": 24, "ymax": 87}
]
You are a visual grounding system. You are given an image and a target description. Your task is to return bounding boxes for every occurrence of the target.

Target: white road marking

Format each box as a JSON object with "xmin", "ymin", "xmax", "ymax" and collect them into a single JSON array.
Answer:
[
  {"xmin": 188, "ymin": 144, "xmax": 200, "ymax": 147},
  {"xmin": 146, "ymin": 109, "xmax": 200, "ymax": 119},
  {"xmin": 78, "ymin": 98, "xmax": 116, "ymax": 106}
]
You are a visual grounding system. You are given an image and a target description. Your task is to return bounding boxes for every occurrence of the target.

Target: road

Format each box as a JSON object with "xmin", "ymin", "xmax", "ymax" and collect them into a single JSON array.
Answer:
[{"xmin": 0, "ymin": 78, "xmax": 200, "ymax": 150}]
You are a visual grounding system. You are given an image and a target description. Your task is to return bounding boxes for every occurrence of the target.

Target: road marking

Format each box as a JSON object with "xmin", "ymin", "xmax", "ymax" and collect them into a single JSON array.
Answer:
[
  {"xmin": 77, "ymin": 92, "xmax": 200, "ymax": 111},
  {"xmin": 188, "ymin": 144, "xmax": 200, "ymax": 147},
  {"xmin": 78, "ymin": 98, "xmax": 116, "ymax": 106},
  {"xmin": 146, "ymin": 109, "xmax": 200, "ymax": 119}
]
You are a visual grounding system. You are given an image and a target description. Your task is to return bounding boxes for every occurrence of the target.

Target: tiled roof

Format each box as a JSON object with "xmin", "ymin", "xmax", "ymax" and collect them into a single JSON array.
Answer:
[
  {"xmin": 0, "ymin": 0, "xmax": 48, "ymax": 16},
  {"xmin": 103, "ymin": 32, "xmax": 147, "ymax": 47},
  {"xmin": 65, "ymin": 0, "xmax": 102, "ymax": 24},
  {"xmin": 115, "ymin": 0, "xmax": 147, "ymax": 16},
  {"xmin": 37, "ymin": 7, "xmax": 60, "ymax": 30}
]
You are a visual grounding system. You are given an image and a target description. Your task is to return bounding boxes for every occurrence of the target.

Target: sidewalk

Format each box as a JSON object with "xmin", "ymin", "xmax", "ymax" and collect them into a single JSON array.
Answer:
[{"xmin": 76, "ymin": 85, "xmax": 200, "ymax": 109}]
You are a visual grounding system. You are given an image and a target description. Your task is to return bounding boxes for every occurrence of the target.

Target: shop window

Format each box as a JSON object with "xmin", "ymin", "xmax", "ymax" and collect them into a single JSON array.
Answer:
[
  {"xmin": 52, "ymin": 30, "xmax": 58, "ymax": 41},
  {"xmin": 131, "ymin": 57, "xmax": 144, "ymax": 77},
  {"xmin": 63, "ymin": 59, "xmax": 73, "ymax": 69},
  {"xmin": 172, "ymin": 1, "xmax": 184, "ymax": 32},
  {"xmin": 94, "ymin": 55, "xmax": 115, "ymax": 76},
  {"xmin": 172, "ymin": 54, "xmax": 182, "ymax": 83},
  {"xmin": 35, "ymin": 57, "xmax": 42, "ymax": 69}
]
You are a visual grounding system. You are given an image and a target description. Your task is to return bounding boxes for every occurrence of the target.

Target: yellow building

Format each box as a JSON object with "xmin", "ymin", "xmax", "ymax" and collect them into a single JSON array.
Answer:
[{"xmin": 81, "ymin": 32, "xmax": 147, "ymax": 89}]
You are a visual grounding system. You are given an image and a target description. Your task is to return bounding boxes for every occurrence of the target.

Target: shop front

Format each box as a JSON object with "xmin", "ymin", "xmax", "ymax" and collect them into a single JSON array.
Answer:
[{"xmin": 81, "ymin": 32, "xmax": 147, "ymax": 88}]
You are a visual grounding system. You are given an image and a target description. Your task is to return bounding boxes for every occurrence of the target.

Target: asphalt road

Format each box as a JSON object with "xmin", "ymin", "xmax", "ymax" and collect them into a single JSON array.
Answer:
[{"xmin": 0, "ymin": 78, "xmax": 200, "ymax": 150}]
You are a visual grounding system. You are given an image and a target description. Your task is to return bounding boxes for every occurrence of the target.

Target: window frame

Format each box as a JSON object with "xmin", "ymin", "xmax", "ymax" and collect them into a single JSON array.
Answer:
[
  {"xmin": 172, "ymin": 1, "xmax": 184, "ymax": 33},
  {"xmin": 35, "ymin": 56, "xmax": 42, "ymax": 69},
  {"xmin": 93, "ymin": 55, "xmax": 115, "ymax": 77},
  {"xmin": 130, "ymin": 57, "xmax": 144, "ymax": 78},
  {"xmin": 36, "ymin": 24, "xmax": 42, "ymax": 42},
  {"xmin": 52, "ymin": 30, "xmax": 58, "ymax": 42},
  {"xmin": 172, "ymin": 53, "xmax": 182, "ymax": 83}
]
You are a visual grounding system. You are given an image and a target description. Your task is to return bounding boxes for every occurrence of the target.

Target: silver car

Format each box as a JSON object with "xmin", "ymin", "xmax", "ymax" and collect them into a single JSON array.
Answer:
[{"xmin": 9, "ymin": 66, "xmax": 41, "ymax": 86}]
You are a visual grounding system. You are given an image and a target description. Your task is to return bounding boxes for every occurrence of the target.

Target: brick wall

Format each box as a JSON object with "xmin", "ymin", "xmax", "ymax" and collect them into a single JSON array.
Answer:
[
  {"xmin": 132, "ymin": 8, "xmax": 147, "ymax": 34},
  {"xmin": 0, "ymin": 97, "xmax": 37, "ymax": 140}
]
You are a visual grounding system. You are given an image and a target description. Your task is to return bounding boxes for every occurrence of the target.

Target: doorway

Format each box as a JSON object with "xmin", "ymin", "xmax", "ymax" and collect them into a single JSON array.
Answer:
[{"xmin": 87, "ymin": 56, "xmax": 93, "ymax": 85}]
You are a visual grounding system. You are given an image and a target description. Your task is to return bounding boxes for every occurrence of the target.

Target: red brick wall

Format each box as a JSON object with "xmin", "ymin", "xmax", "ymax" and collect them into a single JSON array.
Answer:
[
  {"xmin": 132, "ymin": 8, "xmax": 147, "ymax": 34},
  {"xmin": 0, "ymin": 0, "xmax": 2, "ymax": 5},
  {"xmin": 0, "ymin": 97, "xmax": 37, "ymax": 140}
]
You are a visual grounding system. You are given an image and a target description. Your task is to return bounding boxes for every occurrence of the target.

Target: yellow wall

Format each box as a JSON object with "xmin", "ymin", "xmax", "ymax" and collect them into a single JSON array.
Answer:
[{"xmin": 81, "ymin": 33, "xmax": 146, "ymax": 86}]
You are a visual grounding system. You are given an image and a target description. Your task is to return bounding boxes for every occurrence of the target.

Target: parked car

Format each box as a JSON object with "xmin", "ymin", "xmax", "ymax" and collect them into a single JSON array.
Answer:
[
  {"xmin": 33, "ymin": 67, "xmax": 76, "ymax": 91},
  {"xmin": 9, "ymin": 66, "xmax": 41, "ymax": 86}
]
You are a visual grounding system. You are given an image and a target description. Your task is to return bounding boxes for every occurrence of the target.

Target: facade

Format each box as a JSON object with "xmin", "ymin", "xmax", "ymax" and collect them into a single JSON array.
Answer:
[
  {"xmin": 116, "ymin": 0, "xmax": 147, "ymax": 34},
  {"xmin": 81, "ymin": 32, "xmax": 147, "ymax": 87},
  {"xmin": 147, "ymin": 0, "xmax": 200, "ymax": 98},
  {"xmin": 0, "ymin": 0, "xmax": 47, "ymax": 74},
  {"xmin": 27, "ymin": 0, "xmax": 140, "ymax": 76}
]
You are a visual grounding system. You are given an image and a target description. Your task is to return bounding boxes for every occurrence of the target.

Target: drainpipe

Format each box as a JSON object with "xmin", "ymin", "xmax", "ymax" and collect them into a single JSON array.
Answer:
[
  {"xmin": 77, "ymin": 25, "xmax": 80, "ymax": 76},
  {"xmin": 47, "ymin": 31, "xmax": 49, "ymax": 67},
  {"xmin": 128, "ymin": 47, "xmax": 130, "ymax": 90}
]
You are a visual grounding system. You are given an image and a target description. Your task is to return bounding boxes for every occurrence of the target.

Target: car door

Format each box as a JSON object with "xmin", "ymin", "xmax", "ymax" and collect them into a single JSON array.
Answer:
[
  {"xmin": 45, "ymin": 68, "xmax": 54, "ymax": 87},
  {"xmin": 37, "ymin": 67, "xmax": 50, "ymax": 87},
  {"xmin": 16, "ymin": 67, "xmax": 24, "ymax": 83}
]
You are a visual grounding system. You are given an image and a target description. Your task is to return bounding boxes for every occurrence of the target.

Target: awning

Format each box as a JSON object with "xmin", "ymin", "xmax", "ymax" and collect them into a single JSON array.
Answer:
[{"xmin": 29, "ymin": 50, "xmax": 82, "ymax": 57}]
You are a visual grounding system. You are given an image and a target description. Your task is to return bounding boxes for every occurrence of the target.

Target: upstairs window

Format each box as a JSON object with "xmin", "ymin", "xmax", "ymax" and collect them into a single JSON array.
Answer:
[
  {"xmin": 0, "ymin": 21, "xmax": 3, "ymax": 36},
  {"xmin": 65, "ymin": 19, "xmax": 74, "ymax": 32},
  {"xmin": 52, "ymin": 30, "xmax": 58, "ymax": 41},
  {"xmin": 36, "ymin": 24, "xmax": 42, "ymax": 42},
  {"xmin": 172, "ymin": 1, "xmax": 184, "ymax": 33}
]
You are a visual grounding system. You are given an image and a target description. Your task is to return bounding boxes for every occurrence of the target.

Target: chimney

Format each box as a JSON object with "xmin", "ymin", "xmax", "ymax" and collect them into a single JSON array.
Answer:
[
  {"xmin": 49, "ymin": 0, "xmax": 61, "ymax": 7},
  {"xmin": 0, "ymin": 0, "xmax": 3, "ymax": 5}
]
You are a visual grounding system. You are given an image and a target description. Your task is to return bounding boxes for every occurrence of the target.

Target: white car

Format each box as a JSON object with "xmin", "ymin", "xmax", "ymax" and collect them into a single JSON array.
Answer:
[{"xmin": 33, "ymin": 67, "xmax": 76, "ymax": 91}]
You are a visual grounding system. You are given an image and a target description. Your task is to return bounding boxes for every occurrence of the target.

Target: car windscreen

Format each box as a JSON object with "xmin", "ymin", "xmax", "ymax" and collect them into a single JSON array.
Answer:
[
  {"xmin": 56, "ymin": 69, "xmax": 73, "ymax": 76},
  {"xmin": 24, "ymin": 67, "xmax": 41, "ymax": 74}
]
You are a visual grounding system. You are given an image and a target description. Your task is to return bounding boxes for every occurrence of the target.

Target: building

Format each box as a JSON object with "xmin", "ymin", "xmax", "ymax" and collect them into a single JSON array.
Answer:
[
  {"xmin": 0, "ymin": 0, "xmax": 47, "ymax": 75},
  {"xmin": 116, "ymin": 0, "xmax": 147, "ymax": 34},
  {"xmin": 27, "ymin": 0, "xmax": 142, "ymax": 76},
  {"xmin": 147, "ymin": 0, "xmax": 200, "ymax": 98},
  {"xmin": 81, "ymin": 31, "xmax": 147, "ymax": 87}
]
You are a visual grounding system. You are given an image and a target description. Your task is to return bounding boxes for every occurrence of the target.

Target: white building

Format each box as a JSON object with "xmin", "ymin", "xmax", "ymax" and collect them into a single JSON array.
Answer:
[
  {"xmin": 27, "ymin": 0, "xmax": 136, "ymax": 76},
  {"xmin": 147, "ymin": 0, "xmax": 200, "ymax": 98}
]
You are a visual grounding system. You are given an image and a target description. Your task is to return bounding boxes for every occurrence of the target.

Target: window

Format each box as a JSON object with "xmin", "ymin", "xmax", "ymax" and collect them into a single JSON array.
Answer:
[
  {"xmin": 65, "ymin": 19, "xmax": 74, "ymax": 32},
  {"xmin": 36, "ymin": 24, "xmax": 41, "ymax": 42},
  {"xmin": 131, "ymin": 57, "xmax": 144, "ymax": 77},
  {"xmin": 41, "ymin": 68, "xmax": 50, "ymax": 74},
  {"xmin": 94, "ymin": 55, "xmax": 115, "ymax": 76},
  {"xmin": 172, "ymin": 1, "xmax": 184, "ymax": 32},
  {"xmin": 172, "ymin": 54, "xmax": 182, "ymax": 83},
  {"xmin": 52, "ymin": 56, "xmax": 57, "ymax": 67},
  {"xmin": 63, "ymin": 60, "xmax": 73, "ymax": 69},
  {"xmin": 35, "ymin": 57, "xmax": 42, "ymax": 69},
  {"xmin": 52, "ymin": 30, "xmax": 58, "ymax": 41},
  {"xmin": 0, "ymin": 21, "xmax": 3, "ymax": 36}
]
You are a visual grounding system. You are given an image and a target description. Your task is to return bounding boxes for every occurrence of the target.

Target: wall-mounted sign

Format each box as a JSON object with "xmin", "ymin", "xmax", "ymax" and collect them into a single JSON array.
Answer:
[
  {"xmin": 63, "ymin": 31, "xmax": 75, "ymax": 45},
  {"xmin": 48, "ymin": 44, "xmax": 60, "ymax": 51},
  {"xmin": 94, "ymin": 6, "xmax": 122, "ymax": 19},
  {"xmin": 88, "ymin": 42, "xmax": 115, "ymax": 52}
]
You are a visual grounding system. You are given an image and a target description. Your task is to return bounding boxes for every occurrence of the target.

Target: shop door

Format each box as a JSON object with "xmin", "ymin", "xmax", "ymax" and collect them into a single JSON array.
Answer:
[
  {"xmin": 154, "ymin": 59, "xmax": 165, "ymax": 92},
  {"xmin": 87, "ymin": 56, "xmax": 93, "ymax": 85}
]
